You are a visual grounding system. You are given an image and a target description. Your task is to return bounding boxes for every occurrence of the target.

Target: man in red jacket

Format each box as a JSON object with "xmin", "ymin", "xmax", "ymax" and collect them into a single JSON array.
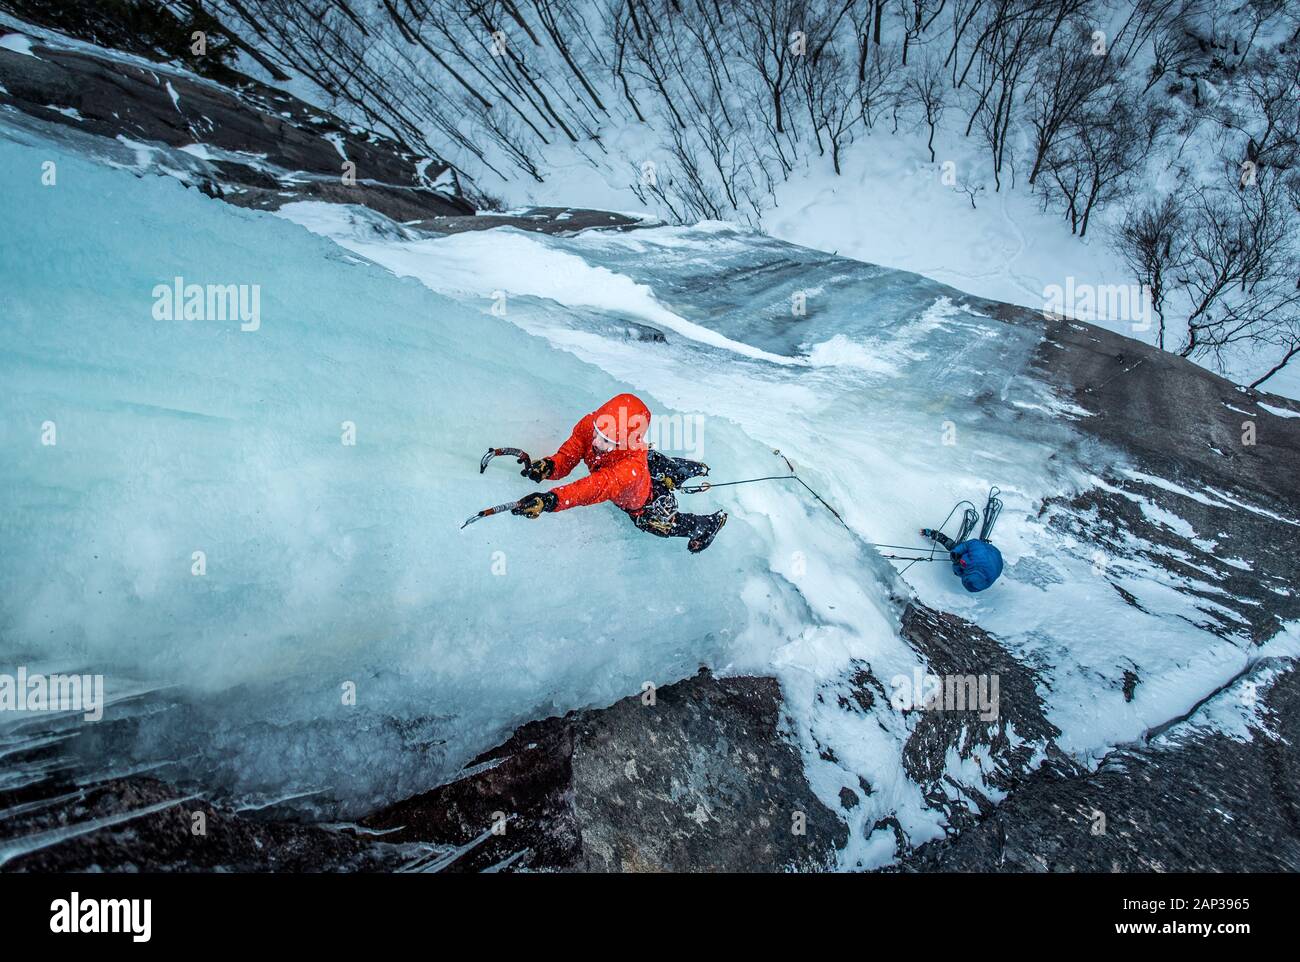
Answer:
[{"xmin": 511, "ymin": 393, "xmax": 728, "ymax": 553}]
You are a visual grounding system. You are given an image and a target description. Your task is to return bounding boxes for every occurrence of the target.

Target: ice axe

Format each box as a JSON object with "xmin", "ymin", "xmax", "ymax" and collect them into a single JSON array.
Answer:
[
  {"xmin": 479, "ymin": 447, "xmax": 534, "ymax": 476},
  {"xmin": 465, "ymin": 447, "xmax": 537, "ymax": 529},
  {"xmin": 461, "ymin": 498, "xmax": 526, "ymax": 529}
]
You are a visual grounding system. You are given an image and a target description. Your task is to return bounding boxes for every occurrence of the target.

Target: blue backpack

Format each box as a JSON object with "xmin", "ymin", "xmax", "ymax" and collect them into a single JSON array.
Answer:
[{"xmin": 950, "ymin": 539, "xmax": 1003, "ymax": 592}]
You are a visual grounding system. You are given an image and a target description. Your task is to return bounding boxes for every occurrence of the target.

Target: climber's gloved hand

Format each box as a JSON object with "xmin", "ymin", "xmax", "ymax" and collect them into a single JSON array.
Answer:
[
  {"xmin": 521, "ymin": 456, "xmax": 554, "ymax": 483},
  {"xmin": 512, "ymin": 491, "xmax": 558, "ymax": 518},
  {"xmin": 920, "ymin": 528, "xmax": 936, "ymax": 540}
]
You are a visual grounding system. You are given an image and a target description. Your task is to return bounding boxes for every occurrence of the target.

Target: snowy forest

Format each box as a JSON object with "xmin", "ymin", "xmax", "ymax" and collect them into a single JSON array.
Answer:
[{"xmin": 151, "ymin": 0, "xmax": 1300, "ymax": 389}]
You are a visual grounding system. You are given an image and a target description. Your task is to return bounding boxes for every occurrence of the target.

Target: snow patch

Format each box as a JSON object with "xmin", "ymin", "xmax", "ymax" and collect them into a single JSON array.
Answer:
[
  {"xmin": 0, "ymin": 32, "xmax": 38, "ymax": 58},
  {"xmin": 1259, "ymin": 401, "xmax": 1300, "ymax": 419}
]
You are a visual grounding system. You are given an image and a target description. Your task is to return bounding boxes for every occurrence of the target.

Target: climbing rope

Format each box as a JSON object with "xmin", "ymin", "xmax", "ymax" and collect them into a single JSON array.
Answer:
[
  {"xmin": 891, "ymin": 499, "xmax": 978, "ymax": 574},
  {"xmin": 681, "ymin": 450, "xmax": 853, "ymax": 531},
  {"xmin": 680, "ymin": 449, "xmax": 989, "ymax": 572},
  {"xmin": 475, "ymin": 442, "xmax": 1002, "ymax": 574},
  {"xmin": 680, "ymin": 475, "xmax": 791, "ymax": 492}
]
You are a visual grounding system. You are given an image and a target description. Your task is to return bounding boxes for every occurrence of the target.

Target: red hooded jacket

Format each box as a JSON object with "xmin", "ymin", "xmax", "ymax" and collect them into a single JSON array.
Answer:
[{"xmin": 546, "ymin": 393, "xmax": 652, "ymax": 513}]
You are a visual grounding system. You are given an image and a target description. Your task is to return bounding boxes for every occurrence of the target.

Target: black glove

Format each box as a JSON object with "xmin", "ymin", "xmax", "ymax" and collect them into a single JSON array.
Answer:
[
  {"xmin": 512, "ymin": 491, "xmax": 558, "ymax": 518},
  {"xmin": 522, "ymin": 456, "xmax": 554, "ymax": 483}
]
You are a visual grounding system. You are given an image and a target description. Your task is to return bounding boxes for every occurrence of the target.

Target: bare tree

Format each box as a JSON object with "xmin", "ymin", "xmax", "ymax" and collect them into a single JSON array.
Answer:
[
  {"xmin": 615, "ymin": 0, "xmax": 689, "ymax": 130},
  {"xmin": 1145, "ymin": 14, "xmax": 1200, "ymax": 93},
  {"xmin": 897, "ymin": 0, "xmax": 946, "ymax": 65},
  {"xmin": 1221, "ymin": 47, "xmax": 1300, "ymax": 177},
  {"xmin": 857, "ymin": 0, "xmax": 889, "ymax": 73},
  {"xmin": 734, "ymin": 0, "xmax": 807, "ymax": 143},
  {"xmin": 944, "ymin": 0, "xmax": 985, "ymax": 85},
  {"xmin": 959, "ymin": 176, "xmax": 986, "ymax": 207},
  {"xmin": 1178, "ymin": 177, "xmax": 1300, "ymax": 363},
  {"xmin": 1026, "ymin": 23, "xmax": 1111, "ymax": 186},
  {"xmin": 800, "ymin": 41, "xmax": 864, "ymax": 172},
  {"xmin": 1115, "ymin": 194, "xmax": 1186, "ymax": 348},
  {"xmin": 964, "ymin": 0, "xmax": 1049, "ymax": 189},
  {"xmin": 904, "ymin": 54, "xmax": 946, "ymax": 162},
  {"xmin": 1044, "ymin": 85, "xmax": 1160, "ymax": 235},
  {"xmin": 858, "ymin": 39, "xmax": 902, "ymax": 129},
  {"xmin": 1108, "ymin": 0, "xmax": 1201, "ymax": 70},
  {"xmin": 1249, "ymin": 326, "xmax": 1300, "ymax": 390},
  {"xmin": 732, "ymin": 0, "xmax": 857, "ymax": 169}
]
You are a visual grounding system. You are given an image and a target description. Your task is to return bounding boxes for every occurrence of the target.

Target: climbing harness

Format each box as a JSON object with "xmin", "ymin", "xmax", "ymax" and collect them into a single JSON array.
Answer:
[
  {"xmin": 641, "ymin": 491, "xmax": 680, "ymax": 533},
  {"xmin": 640, "ymin": 453, "xmax": 694, "ymax": 533},
  {"xmin": 642, "ymin": 447, "xmax": 720, "ymax": 533}
]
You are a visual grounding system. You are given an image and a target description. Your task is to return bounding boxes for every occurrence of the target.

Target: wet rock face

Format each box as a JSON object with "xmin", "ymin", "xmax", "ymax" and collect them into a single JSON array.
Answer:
[
  {"xmin": 813, "ymin": 603, "xmax": 1070, "ymax": 858},
  {"xmin": 413, "ymin": 207, "xmax": 653, "ymax": 237},
  {"xmin": 363, "ymin": 670, "xmax": 847, "ymax": 872},
  {"xmin": 1007, "ymin": 304, "xmax": 1300, "ymax": 642},
  {"xmin": 896, "ymin": 664, "xmax": 1300, "ymax": 872},
  {"xmin": 0, "ymin": 30, "xmax": 474, "ymax": 220},
  {"xmin": 896, "ymin": 605, "xmax": 1066, "ymax": 834},
  {"xmin": 1041, "ymin": 481, "xmax": 1300, "ymax": 642},
  {"xmin": 0, "ymin": 0, "xmax": 247, "ymax": 83},
  {"xmin": 1026, "ymin": 310, "xmax": 1300, "ymax": 514}
]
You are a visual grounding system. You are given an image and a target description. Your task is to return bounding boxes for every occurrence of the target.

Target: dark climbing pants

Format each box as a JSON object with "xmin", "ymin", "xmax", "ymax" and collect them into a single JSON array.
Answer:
[
  {"xmin": 627, "ymin": 450, "xmax": 715, "ymax": 541},
  {"xmin": 929, "ymin": 530, "xmax": 957, "ymax": 552}
]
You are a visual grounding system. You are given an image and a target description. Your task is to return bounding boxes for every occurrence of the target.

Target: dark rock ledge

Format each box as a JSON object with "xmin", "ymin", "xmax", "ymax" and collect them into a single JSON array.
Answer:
[
  {"xmin": 0, "ymin": 25, "xmax": 474, "ymax": 221},
  {"xmin": 359, "ymin": 670, "xmax": 845, "ymax": 872},
  {"xmin": 895, "ymin": 661, "xmax": 1300, "ymax": 872},
  {"xmin": 6, "ymin": 622, "xmax": 1297, "ymax": 873},
  {"xmin": 0, "ymin": 27, "xmax": 657, "ymax": 238},
  {"xmin": 1, "ymin": 670, "xmax": 845, "ymax": 873}
]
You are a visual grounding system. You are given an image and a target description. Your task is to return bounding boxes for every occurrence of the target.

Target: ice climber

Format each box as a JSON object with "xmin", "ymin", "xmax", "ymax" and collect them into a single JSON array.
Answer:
[
  {"xmin": 920, "ymin": 487, "xmax": 1004, "ymax": 592},
  {"xmin": 510, "ymin": 393, "xmax": 728, "ymax": 554}
]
